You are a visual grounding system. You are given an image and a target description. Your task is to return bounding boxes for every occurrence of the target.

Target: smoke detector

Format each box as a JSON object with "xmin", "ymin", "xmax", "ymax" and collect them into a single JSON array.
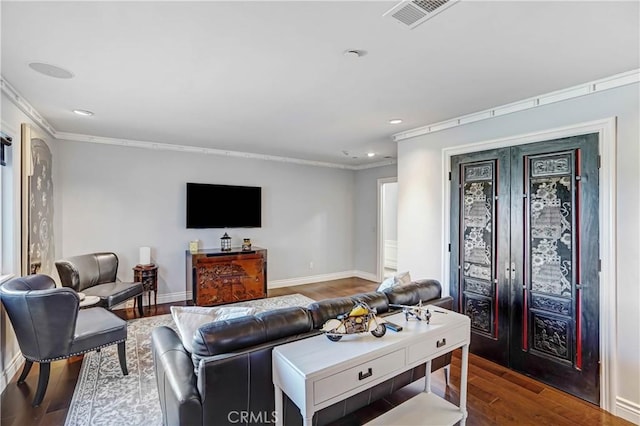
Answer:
[{"xmin": 383, "ymin": 0, "xmax": 459, "ymax": 29}]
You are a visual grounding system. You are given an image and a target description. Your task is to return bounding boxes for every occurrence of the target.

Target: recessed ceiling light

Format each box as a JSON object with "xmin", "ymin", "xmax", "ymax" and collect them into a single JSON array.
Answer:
[
  {"xmin": 73, "ymin": 109, "xmax": 94, "ymax": 116},
  {"xmin": 389, "ymin": 119, "xmax": 403, "ymax": 124},
  {"xmin": 367, "ymin": 152, "xmax": 376, "ymax": 158},
  {"xmin": 28, "ymin": 62, "xmax": 74, "ymax": 79}
]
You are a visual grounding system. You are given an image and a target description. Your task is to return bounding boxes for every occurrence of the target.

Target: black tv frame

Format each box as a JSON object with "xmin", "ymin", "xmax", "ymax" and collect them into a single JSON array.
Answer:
[{"xmin": 186, "ymin": 182, "xmax": 261, "ymax": 228}]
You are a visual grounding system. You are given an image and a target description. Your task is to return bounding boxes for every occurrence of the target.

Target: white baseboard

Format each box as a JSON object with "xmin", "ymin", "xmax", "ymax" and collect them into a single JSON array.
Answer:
[
  {"xmin": 115, "ymin": 272, "xmax": 379, "ymax": 306},
  {"xmin": 352, "ymin": 270, "xmax": 378, "ymax": 282},
  {"xmin": 0, "ymin": 351, "xmax": 24, "ymax": 394},
  {"xmin": 156, "ymin": 291, "xmax": 193, "ymax": 305},
  {"xmin": 268, "ymin": 270, "xmax": 378, "ymax": 289},
  {"xmin": 616, "ymin": 397, "xmax": 640, "ymax": 425}
]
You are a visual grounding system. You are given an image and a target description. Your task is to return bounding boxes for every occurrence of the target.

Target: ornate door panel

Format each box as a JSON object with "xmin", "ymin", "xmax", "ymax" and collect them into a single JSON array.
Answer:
[
  {"xmin": 450, "ymin": 134, "xmax": 600, "ymax": 404},
  {"xmin": 509, "ymin": 135, "xmax": 600, "ymax": 404},
  {"xmin": 450, "ymin": 148, "xmax": 511, "ymax": 366}
]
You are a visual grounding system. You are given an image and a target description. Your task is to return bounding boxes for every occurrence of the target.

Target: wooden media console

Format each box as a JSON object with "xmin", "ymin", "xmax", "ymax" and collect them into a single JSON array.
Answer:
[{"xmin": 186, "ymin": 247, "xmax": 267, "ymax": 306}]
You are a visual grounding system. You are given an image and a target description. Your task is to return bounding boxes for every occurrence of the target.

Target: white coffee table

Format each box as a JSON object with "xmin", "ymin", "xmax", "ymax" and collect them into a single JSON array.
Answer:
[{"xmin": 272, "ymin": 307, "xmax": 470, "ymax": 426}]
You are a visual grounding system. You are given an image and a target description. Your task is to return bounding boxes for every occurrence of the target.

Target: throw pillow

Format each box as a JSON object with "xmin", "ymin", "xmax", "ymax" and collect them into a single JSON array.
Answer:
[
  {"xmin": 376, "ymin": 271, "xmax": 412, "ymax": 292},
  {"xmin": 170, "ymin": 305, "xmax": 257, "ymax": 353},
  {"xmin": 376, "ymin": 276, "xmax": 396, "ymax": 292},
  {"xmin": 394, "ymin": 271, "xmax": 412, "ymax": 286}
]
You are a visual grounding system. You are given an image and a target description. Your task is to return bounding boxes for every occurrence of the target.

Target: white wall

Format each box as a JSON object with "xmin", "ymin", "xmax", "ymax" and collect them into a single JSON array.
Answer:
[
  {"xmin": 397, "ymin": 83, "xmax": 639, "ymax": 421},
  {"xmin": 0, "ymin": 92, "xmax": 61, "ymax": 392},
  {"xmin": 353, "ymin": 164, "xmax": 396, "ymax": 279},
  {"xmin": 56, "ymin": 139, "xmax": 358, "ymax": 299}
]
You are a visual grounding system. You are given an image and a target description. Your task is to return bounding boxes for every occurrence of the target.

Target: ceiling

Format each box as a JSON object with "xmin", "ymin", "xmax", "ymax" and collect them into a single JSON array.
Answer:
[{"xmin": 1, "ymin": 1, "xmax": 638, "ymax": 167}]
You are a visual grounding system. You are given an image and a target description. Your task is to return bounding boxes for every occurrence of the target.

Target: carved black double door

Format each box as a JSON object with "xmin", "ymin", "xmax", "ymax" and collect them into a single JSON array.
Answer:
[{"xmin": 450, "ymin": 134, "xmax": 600, "ymax": 404}]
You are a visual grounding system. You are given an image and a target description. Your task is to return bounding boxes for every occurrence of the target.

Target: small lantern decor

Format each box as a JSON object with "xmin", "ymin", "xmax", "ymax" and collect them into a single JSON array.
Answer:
[
  {"xmin": 220, "ymin": 233, "xmax": 232, "ymax": 251},
  {"xmin": 242, "ymin": 238, "xmax": 252, "ymax": 251}
]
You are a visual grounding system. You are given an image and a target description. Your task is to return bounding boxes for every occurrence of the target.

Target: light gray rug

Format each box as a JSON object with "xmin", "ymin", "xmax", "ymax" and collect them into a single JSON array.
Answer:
[{"xmin": 65, "ymin": 294, "xmax": 316, "ymax": 426}]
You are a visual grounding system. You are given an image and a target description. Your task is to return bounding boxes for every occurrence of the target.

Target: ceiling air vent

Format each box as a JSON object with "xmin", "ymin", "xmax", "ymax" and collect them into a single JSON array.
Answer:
[{"xmin": 384, "ymin": 0, "xmax": 459, "ymax": 29}]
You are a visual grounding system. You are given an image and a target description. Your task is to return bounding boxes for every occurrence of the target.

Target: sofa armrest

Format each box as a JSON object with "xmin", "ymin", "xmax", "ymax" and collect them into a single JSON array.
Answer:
[{"xmin": 151, "ymin": 326, "xmax": 202, "ymax": 426}]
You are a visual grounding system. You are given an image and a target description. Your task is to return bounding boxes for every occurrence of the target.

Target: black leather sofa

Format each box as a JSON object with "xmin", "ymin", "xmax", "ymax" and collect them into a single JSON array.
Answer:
[{"xmin": 151, "ymin": 279, "xmax": 453, "ymax": 426}]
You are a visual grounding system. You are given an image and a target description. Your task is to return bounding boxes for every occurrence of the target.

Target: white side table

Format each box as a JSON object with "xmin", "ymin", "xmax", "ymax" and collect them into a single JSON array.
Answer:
[{"xmin": 79, "ymin": 295, "xmax": 100, "ymax": 308}]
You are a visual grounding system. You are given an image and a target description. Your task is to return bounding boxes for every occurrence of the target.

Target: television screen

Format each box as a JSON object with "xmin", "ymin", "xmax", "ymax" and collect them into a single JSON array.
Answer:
[{"xmin": 186, "ymin": 183, "xmax": 262, "ymax": 228}]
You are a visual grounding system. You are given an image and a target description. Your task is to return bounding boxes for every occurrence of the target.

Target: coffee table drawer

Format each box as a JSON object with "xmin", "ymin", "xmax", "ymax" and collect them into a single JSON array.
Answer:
[
  {"xmin": 314, "ymin": 348, "xmax": 406, "ymax": 405},
  {"xmin": 407, "ymin": 325, "xmax": 467, "ymax": 364}
]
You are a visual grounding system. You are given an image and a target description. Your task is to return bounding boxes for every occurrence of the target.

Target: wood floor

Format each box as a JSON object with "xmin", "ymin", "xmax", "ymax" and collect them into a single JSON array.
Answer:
[{"xmin": 1, "ymin": 277, "xmax": 632, "ymax": 426}]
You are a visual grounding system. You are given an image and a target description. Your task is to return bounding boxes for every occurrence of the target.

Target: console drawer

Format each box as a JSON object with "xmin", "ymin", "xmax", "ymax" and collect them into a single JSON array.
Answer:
[
  {"xmin": 314, "ymin": 348, "xmax": 406, "ymax": 405},
  {"xmin": 407, "ymin": 324, "xmax": 467, "ymax": 364}
]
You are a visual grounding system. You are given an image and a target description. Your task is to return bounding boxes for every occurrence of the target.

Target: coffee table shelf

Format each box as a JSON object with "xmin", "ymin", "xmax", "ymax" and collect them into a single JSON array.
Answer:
[{"xmin": 365, "ymin": 392, "xmax": 463, "ymax": 425}]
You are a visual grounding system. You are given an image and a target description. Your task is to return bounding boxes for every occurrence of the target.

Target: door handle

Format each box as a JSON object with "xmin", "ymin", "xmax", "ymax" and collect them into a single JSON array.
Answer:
[
  {"xmin": 436, "ymin": 338, "xmax": 447, "ymax": 348},
  {"xmin": 505, "ymin": 262, "xmax": 516, "ymax": 281}
]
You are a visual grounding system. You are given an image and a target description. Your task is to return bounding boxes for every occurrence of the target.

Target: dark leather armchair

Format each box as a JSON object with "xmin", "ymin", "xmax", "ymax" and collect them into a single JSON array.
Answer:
[
  {"xmin": 0, "ymin": 274, "xmax": 128, "ymax": 406},
  {"xmin": 55, "ymin": 252, "xmax": 144, "ymax": 316}
]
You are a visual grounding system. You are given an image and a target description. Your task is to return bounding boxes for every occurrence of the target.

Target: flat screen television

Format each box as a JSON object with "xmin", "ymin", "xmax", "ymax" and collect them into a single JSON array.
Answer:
[{"xmin": 186, "ymin": 183, "xmax": 261, "ymax": 228}]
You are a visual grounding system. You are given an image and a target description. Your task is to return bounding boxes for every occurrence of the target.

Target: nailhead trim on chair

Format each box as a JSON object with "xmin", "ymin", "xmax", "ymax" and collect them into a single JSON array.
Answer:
[{"xmin": 25, "ymin": 338, "xmax": 127, "ymax": 363}]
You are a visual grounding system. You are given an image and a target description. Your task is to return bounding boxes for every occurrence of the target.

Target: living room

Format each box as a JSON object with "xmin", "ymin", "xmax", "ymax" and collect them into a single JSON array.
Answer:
[{"xmin": 1, "ymin": 1, "xmax": 639, "ymax": 425}]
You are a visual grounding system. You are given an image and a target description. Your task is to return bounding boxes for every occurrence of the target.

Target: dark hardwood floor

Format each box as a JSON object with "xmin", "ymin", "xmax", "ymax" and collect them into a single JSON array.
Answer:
[{"xmin": 1, "ymin": 277, "xmax": 632, "ymax": 425}]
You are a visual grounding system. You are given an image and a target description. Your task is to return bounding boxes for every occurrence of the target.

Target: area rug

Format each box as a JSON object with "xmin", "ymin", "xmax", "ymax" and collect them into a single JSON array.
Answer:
[{"xmin": 64, "ymin": 294, "xmax": 316, "ymax": 426}]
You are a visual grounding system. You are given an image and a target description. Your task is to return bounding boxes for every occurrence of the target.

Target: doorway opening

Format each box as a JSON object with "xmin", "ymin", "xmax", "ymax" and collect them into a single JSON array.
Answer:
[{"xmin": 378, "ymin": 178, "xmax": 398, "ymax": 281}]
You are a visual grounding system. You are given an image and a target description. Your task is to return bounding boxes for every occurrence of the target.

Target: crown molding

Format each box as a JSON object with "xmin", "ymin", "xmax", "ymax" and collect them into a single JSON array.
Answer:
[
  {"xmin": 393, "ymin": 68, "xmax": 640, "ymax": 142},
  {"xmin": 12, "ymin": 68, "xmax": 639, "ymax": 168},
  {"xmin": 352, "ymin": 159, "xmax": 397, "ymax": 170},
  {"xmin": 0, "ymin": 76, "xmax": 57, "ymax": 137},
  {"xmin": 1, "ymin": 74, "xmax": 395, "ymax": 170},
  {"xmin": 56, "ymin": 131, "xmax": 396, "ymax": 171}
]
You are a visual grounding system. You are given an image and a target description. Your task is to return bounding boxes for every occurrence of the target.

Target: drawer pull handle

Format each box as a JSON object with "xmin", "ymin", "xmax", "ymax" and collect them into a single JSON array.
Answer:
[
  {"xmin": 358, "ymin": 368, "xmax": 373, "ymax": 380},
  {"xmin": 436, "ymin": 338, "xmax": 447, "ymax": 348}
]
